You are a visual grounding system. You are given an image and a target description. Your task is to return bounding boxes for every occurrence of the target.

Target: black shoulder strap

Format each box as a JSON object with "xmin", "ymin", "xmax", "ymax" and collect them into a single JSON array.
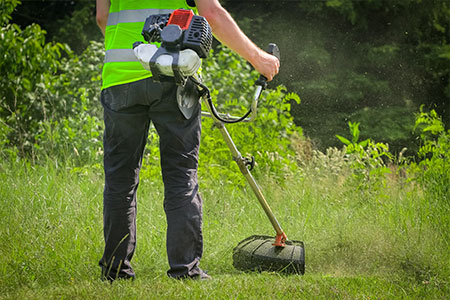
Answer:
[{"xmin": 186, "ymin": 0, "xmax": 196, "ymax": 7}]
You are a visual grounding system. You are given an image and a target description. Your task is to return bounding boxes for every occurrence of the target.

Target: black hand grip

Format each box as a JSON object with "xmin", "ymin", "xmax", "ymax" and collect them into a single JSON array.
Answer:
[
  {"xmin": 267, "ymin": 43, "xmax": 280, "ymax": 61},
  {"xmin": 255, "ymin": 43, "xmax": 280, "ymax": 88}
]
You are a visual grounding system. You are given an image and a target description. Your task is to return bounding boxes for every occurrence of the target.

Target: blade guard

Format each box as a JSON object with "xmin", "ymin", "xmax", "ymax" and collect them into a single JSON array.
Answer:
[{"xmin": 233, "ymin": 235, "xmax": 305, "ymax": 275}]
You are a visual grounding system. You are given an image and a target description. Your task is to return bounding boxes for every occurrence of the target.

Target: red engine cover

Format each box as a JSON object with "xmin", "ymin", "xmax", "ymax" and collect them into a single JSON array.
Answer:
[{"xmin": 167, "ymin": 9, "xmax": 194, "ymax": 31}]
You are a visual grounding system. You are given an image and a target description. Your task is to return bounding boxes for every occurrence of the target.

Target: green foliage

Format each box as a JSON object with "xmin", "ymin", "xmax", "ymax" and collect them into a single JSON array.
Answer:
[
  {"xmin": 414, "ymin": 106, "xmax": 446, "ymax": 142},
  {"xmin": 52, "ymin": 2, "xmax": 103, "ymax": 54},
  {"xmin": 0, "ymin": 0, "xmax": 104, "ymax": 162},
  {"xmin": 9, "ymin": 0, "xmax": 99, "ymax": 54},
  {"xmin": 199, "ymin": 46, "xmax": 302, "ymax": 183},
  {"xmin": 0, "ymin": 0, "xmax": 20, "ymax": 26},
  {"xmin": 349, "ymin": 106, "xmax": 416, "ymax": 154},
  {"xmin": 140, "ymin": 47, "xmax": 303, "ymax": 184},
  {"xmin": 285, "ymin": 12, "xmax": 421, "ymax": 150},
  {"xmin": 337, "ymin": 121, "xmax": 393, "ymax": 191},
  {"xmin": 409, "ymin": 107, "xmax": 450, "ymax": 217},
  {"xmin": 32, "ymin": 41, "xmax": 104, "ymax": 163},
  {"xmin": 228, "ymin": 0, "xmax": 449, "ymax": 152},
  {"xmin": 336, "ymin": 121, "xmax": 369, "ymax": 153},
  {"xmin": 0, "ymin": 17, "xmax": 70, "ymax": 154},
  {"xmin": 330, "ymin": 108, "xmax": 449, "ymax": 244}
]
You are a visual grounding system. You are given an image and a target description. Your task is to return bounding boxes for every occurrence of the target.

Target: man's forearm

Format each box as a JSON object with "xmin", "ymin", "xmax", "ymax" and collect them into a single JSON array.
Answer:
[
  {"xmin": 198, "ymin": 4, "xmax": 260, "ymax": 67},
  {"xmin": 96, "ymin": 0, "xmax": 110, "ymax": 36},
  {"xmin": 196, "ymin": 0, "xmax": 279, "ymax": 81}
]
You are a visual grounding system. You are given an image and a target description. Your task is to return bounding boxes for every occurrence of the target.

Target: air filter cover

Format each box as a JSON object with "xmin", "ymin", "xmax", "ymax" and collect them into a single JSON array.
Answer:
[{"xmin": 182, "ymin": 15, "xmax": 212, "ymax": 58}]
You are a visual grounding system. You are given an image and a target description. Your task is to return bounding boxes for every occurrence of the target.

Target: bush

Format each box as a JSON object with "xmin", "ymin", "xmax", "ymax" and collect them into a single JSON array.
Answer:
[
  {"xmin": 336, "ymin": 121, "xmax": 393, "ymax": 192},
  {"xmin": 0, "ymin": 1, "xmax": 104, "ymax": 162},
  {"xmin": 1, "ymin": 14, "xmax": 303, "ymax": 181},
  {"xmin": 0, "ymin": 20, "xmax": 70, "ymax": 154},
  {"xmin": 31, "ymin": 41, "xmax": 104, "ymax": 163},
  {"xmin": 197, "ymin": 47, "xmax": 302, "ymax": 183},
  {"xmin": 140, "ymin": 46, "xmax": 303, "ymax": 184},
  {"xmin": 408, "ymin": 107, "xmax": 450, "ymax": 238},
  {"xmin": 409, "ymin": 107, "xmax": 450, "ymax": 194}
]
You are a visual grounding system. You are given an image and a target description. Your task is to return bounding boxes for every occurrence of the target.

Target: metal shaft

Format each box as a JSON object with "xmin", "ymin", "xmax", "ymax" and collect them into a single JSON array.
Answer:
[{"xmin": 202, "ymin": 96, "xmax": 285, "ymax": 236}]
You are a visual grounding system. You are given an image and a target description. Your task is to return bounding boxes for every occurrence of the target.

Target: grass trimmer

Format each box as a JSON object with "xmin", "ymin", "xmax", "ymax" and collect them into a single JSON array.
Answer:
[
  {"xmin": 194, "ymin": 48, "xmax": 305, "ymax": 275},
  {"xmin": 134, "ymin": 9, "xmax": 305, "ymax": 275}
]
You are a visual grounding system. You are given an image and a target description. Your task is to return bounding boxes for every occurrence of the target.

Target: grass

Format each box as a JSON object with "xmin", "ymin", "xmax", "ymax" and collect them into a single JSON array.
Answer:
[
  {"xmin": 4, "ymin": 274, "xmax": 448, "ymax": 299},
  {"xmin": 0, "ymin": 157, "xmax": 449, "ymax": 299}
]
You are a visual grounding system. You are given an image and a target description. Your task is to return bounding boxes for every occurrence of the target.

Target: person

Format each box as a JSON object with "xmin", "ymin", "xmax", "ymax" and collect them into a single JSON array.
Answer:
[{"xmin": 95, "ymin": 0, "xmax": 279, "ymax": 281}]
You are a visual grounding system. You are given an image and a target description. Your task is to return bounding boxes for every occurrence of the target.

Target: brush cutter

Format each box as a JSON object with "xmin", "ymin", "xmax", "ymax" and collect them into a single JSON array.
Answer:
[{"xmin": 134, "ymin": 9, "xmax": 305, "ymax": 275}]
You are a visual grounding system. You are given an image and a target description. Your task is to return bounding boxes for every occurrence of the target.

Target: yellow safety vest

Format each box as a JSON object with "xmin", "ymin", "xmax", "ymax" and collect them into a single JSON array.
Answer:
[{"xmin": 102, "ymin": 0, "xmax": 195, "ymax": 89}]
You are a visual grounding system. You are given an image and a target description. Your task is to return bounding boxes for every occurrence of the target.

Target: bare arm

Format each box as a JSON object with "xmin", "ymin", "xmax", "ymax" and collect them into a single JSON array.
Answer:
[
  {"xmin": 195, "ymin": 0, "xmax": 279, "ymax": 81},
  {"xmin": 96, "ymin": 0, "xmax": 110, "ymax": 36}
]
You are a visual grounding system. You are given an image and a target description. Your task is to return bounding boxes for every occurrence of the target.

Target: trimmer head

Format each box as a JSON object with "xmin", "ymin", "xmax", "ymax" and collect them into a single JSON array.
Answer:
[{"xmin": 232, "ymin": 235, "xmax": 305, "ymax": 274}]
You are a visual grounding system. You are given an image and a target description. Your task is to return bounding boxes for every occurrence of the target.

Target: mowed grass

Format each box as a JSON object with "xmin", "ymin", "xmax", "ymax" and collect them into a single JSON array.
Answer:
[{"xmin": 0, "ymin": 158, "xmax": 449, "ymax": 299}]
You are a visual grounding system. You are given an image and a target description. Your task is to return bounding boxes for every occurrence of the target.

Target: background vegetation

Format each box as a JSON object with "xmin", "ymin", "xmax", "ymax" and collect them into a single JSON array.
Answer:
[
  {"xmin": 4, "ymin": 0, "xmax": 450, "ymax": 154},
  {"xmin": 223, "ymin": 0, "xmax": 449, "ymax": 153},
  {"xmin": 0, "ymin": 0, "xmax": 449, "ymax": 298}
]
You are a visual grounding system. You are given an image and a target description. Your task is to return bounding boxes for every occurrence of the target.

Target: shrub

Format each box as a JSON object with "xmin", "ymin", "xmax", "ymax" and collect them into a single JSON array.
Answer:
[
  {"xmin": 0, "ymin": 1, "xmax": 103, "ymax": 162},
  {"xmin": 408, "ymin": 107, "xmax": 450, "ymax": 234},
  {"xmin": 0, "ymin": 20, "xmax": 70, "ymax": 154},
  {"xmin": 31, "ymin": 41, "xmax": 104, "ymax": 163},
  {"xmin": 141, "ymin": 47, "xmax": 303, "ymax": 184},
  {"xmin": 336, "ymin": 121, "xmax": 393, "ymax": 192},
  {"xmin": 198, "ymin": 47, "xmax": 302, "ymax": 183},
  {"xmin": 1, "ymin": 4, "xmax": 302, "ymax": 182},
  {"xmin": 409, "ymin": 107, "xmax": 450, "ymax": 193}
]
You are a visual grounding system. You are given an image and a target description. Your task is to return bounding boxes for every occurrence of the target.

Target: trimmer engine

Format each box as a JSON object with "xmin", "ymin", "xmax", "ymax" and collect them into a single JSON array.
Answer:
[{"xmin": 134, "ymin": 9, "xmax": 213, "ymax": 85}]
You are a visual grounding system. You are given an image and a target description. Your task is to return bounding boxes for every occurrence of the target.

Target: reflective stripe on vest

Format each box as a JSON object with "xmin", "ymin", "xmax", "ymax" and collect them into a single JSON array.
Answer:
[
  {"xmin": 106, "ymin": 9, "xmax": 174, "ymax": 26},
  {"xmin": 104, "ymin": 49, "xmax": 138, "ymax": 63}
]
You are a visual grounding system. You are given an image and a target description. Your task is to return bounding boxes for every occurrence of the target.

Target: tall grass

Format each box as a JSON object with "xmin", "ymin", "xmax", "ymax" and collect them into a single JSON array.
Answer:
[{"xmin": 0, "ymin": 153, "xmax": 449, "ymax": 299}]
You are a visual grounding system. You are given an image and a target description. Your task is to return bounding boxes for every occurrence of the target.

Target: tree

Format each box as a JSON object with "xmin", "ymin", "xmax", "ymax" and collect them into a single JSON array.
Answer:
[
  {"xmin": 222, "ymin": 0, "xmax": 449, "ymax": 154},
  {"xmin": 0, "ymin": 0, "xmax": 103, "ymax": 158},
  {"xmin": 10, "ymin": 0, "xmax": 101, "ymax": 53}
]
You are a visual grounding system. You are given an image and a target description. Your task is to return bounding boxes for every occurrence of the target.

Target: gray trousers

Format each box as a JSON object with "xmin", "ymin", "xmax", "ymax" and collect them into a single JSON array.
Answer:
[{"xmin": 99, "ymin": 77, "xmax": 203, "ymax": 279}]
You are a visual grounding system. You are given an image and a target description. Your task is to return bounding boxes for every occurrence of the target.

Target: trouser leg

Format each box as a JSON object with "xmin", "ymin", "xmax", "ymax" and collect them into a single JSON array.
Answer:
[
  {"xmin": 151, "ymin": 82, "xmax": 203, "ymax": 278},
  {"xmin": 98, "ymin": 77, "xmax": 203, "ymax": 279},
  {"xmin": 99, "ymin": 93, "xmax": 150, "ymax": 280}
]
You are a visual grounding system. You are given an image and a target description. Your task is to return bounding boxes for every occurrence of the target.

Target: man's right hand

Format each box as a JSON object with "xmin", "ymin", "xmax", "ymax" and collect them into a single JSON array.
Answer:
[{"xmin": 251, "ymin": 49, "xmax": 280, "ymax": 82}]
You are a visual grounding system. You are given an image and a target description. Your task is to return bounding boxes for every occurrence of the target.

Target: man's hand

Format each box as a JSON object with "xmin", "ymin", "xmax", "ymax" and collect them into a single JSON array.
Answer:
[
  {"xmin": 195, "ymin": 0, "xmax": 279, "ymax": 81},
  {"xmin": 252, "ymin": 49, "xmax": 280, "ymax": 82}
]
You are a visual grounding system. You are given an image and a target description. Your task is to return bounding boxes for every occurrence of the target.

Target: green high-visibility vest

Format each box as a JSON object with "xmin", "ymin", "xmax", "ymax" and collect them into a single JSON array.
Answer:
[{"xmin": 102, "ymin": 0, "xmax": 196, "ymax": 89}]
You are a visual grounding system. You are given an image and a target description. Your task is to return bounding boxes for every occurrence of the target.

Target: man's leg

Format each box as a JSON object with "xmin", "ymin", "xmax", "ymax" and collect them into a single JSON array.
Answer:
[
  {"xmin": 99, "ymin": 83, "xmax": 151, "ymax": 280},
  {"xmin": 150, "ymin": 81, "xmax": 204, "ymax": 278}
]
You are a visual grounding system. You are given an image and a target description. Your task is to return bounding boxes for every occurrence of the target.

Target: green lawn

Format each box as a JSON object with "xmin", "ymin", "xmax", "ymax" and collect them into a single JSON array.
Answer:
[
  {"xmin": 5, "ymin": 274, "xmax": 448, "ymax": 300},
  {"xmin": 0, "ymin": 159, "xmax": 448, "ymax": 299}
]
